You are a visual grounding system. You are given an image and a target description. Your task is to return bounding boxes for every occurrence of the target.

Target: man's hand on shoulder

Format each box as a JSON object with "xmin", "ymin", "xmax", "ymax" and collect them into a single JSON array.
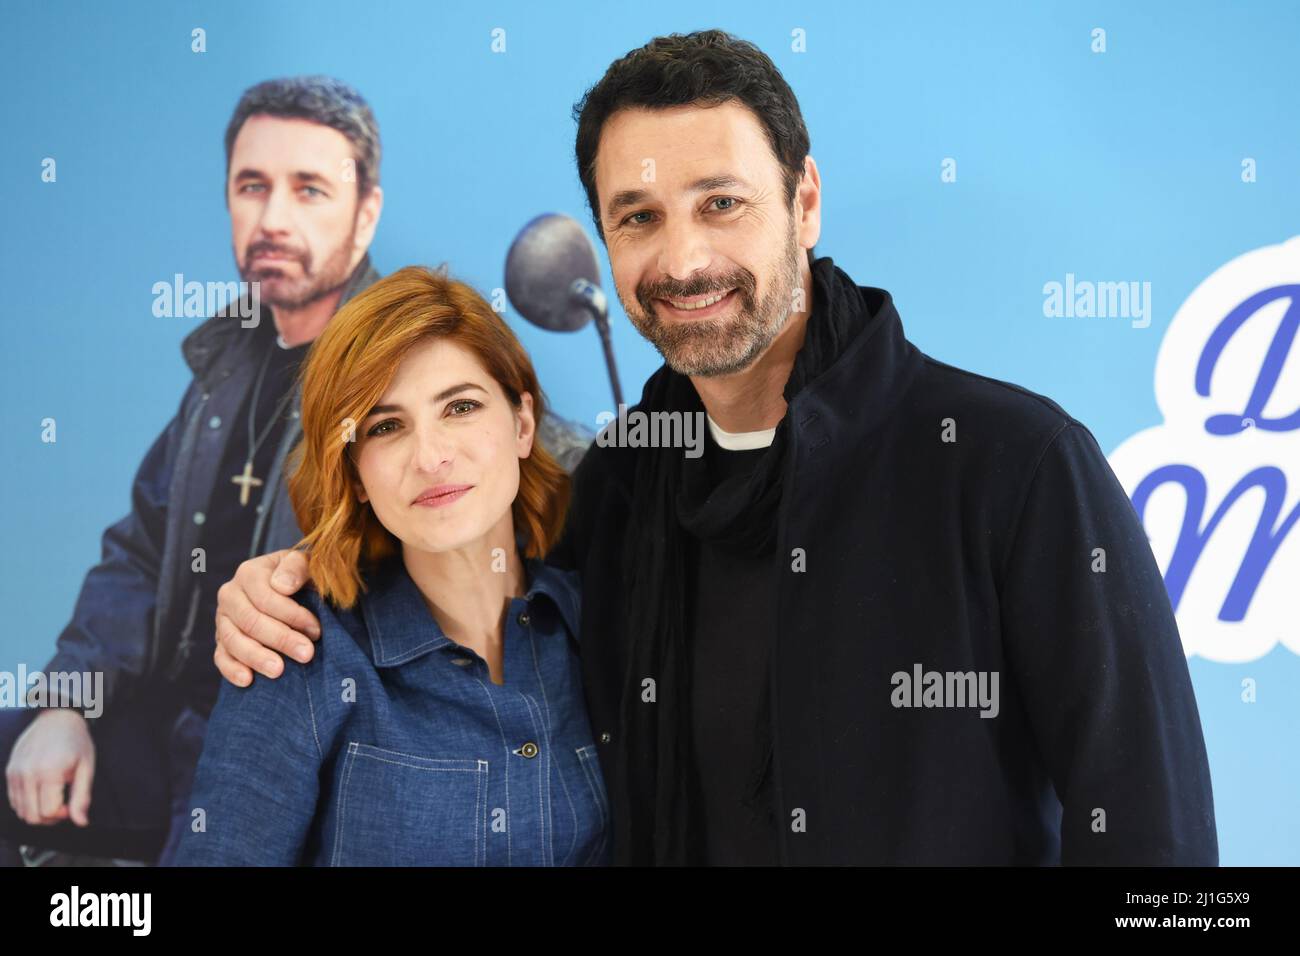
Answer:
[{"xmin": 213, "ymin": 549, "xmax": 320, "ymax": 687}]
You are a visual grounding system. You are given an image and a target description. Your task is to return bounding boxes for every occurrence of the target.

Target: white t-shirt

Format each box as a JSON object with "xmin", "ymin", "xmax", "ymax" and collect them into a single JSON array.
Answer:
[{"xmin": 706, "ymin": 414, "xmax": 776, "ymax": 451}]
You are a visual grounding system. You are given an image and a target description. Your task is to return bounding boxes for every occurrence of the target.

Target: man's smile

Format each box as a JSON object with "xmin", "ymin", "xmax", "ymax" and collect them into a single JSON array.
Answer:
[{"xmin": 656, "ymin": 287, "xmax": 738, "ymax": 318}]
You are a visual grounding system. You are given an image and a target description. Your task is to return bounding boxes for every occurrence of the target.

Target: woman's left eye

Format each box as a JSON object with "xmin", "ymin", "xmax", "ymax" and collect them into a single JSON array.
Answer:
[{"xmin": 448, "ymin": 399, "xmax": 481, "ymax": 416}]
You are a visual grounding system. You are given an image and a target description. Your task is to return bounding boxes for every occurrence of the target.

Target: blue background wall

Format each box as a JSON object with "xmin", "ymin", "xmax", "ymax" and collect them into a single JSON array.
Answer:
[{"xmin": 2, "ymin": 0, "xmax": 1297, "ymax": 863}]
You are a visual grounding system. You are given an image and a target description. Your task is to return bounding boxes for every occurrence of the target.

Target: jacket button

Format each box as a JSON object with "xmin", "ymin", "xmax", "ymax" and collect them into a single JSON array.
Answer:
[
  {"xmin": 517, "ymin": 742, "xmax": 539, "ymax": 758},
  {"xmin": 451, "ymin": 657, "xmax": 473, "ymax": 666},
  {"xmin": 192, "ymin": 512, "xmax": 205, "ymax": 525},
  {"xmin": 255, "ymin": 504, "xmax": 265, "ymax": 515},
  {"xmin": 208, "ymin": 416, "xmax": 221, "ymax": 429},
  {"xmin": 599, "ymin": 732, "xmax": 611, "ymax": 744},
  {"xmin": 517, "ymin": 611, "xmax": 530, "ymax": 626}
]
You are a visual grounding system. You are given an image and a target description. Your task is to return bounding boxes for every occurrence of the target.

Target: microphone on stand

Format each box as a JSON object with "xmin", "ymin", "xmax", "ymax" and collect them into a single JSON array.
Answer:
[{"xmin": 505, "ymin": 213, "xmax": 624, "ymax": 408}]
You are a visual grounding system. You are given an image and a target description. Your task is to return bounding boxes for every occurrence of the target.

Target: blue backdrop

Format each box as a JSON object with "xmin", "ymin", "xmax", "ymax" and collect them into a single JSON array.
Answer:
[{"xmin": 2, "ymin": 0, "xmax": 1297, "ymax": 864}]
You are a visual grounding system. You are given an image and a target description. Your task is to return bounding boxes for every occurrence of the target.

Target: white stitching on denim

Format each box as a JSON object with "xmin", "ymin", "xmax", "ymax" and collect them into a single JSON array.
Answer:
[
  {"xmin": 352, "ymin": 754, "xmax": 484, "ymax": 772},
  {"xmin": 351, "ymin": 743, "xmax": 478, "ymax": 766},
  {"xmin": 383, "ymin": 639, "xmax": 443, "ymax": 665},
  {"xmin": 527, "ymin": 629, "xmax": 553, "ymax": 728},
  {"xmin": 527, "ymin": 617, "xmax": 590, "ymax": 866},
  {"xmin": 473, "ymin": 676, "xmax": 512, "ymax": 864},
  {"xmin": 555, "ymin": 749, "xmax": 580, "ymax": 867},
  {"xmin": 550, "ymin": 717, "xmax": 580, "ymax": 867},
  {"xmin": 332, "ymin": 743, "xmax": 358, "ymax": 866},
  {"xmin": 577, "ymin": 746, "xmax": 609, "ymax": 866},
  {"xmin": 476, "ymin": 760, "xmax": 487, "ymax": 866},
  {"xmin": 519, "ymin": 693, "xmax": 550, "ymax": 865},
  {"xmin": 523, "ymin": 630, "xmax": 564, "ymax": 865},
  {"xmin": 302, "ymin": 667, "xmax": 322, "ymax": 760}
]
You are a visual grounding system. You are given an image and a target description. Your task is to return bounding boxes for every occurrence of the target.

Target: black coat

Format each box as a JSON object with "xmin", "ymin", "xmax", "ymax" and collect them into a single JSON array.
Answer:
[{"xmin": 551, "ymin": 265, "xmax": 1218, "ymax": 865}]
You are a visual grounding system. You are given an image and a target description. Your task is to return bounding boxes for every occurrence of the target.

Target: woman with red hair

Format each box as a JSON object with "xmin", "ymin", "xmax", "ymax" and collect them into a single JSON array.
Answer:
[{"xmin": 174, "ymin": 266, "xmax": 608, "ymax": 866}]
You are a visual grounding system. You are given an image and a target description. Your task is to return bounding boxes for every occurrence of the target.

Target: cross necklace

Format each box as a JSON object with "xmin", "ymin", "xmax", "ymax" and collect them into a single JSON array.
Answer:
[{"xmin": 231, "ymin": 336, "xmax": 297, "ymax": 506}]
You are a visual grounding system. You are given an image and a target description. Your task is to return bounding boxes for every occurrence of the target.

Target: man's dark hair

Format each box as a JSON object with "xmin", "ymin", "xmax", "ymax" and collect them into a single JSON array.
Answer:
[
  {"xmin": 572, "ymin": 30, "xmax": 811, "ymax": 242},
  {"xmin": 224, "ymin": 75, "xmax": 381, "ymax": 201}
]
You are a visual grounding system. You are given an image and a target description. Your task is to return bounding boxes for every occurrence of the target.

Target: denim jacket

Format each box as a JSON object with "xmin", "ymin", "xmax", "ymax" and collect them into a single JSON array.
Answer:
[{"xmin": 172, "ymin": 553, "xmax": 610, "ymax": 867}]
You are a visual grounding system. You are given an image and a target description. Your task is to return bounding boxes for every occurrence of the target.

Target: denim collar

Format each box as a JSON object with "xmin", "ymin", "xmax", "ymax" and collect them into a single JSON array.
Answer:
[{"xmin": 359, "ymin": 552, "xmax": 581, "ymax": 668}]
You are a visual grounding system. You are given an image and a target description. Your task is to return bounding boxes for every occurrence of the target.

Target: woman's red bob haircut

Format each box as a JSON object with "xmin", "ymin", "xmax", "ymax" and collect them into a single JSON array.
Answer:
[{"xmin": 285, "ymin": 265, "xmax": 571, "ymax": 610}]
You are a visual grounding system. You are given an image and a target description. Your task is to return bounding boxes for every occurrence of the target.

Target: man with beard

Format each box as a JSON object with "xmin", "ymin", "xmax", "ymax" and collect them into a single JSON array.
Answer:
[
  {"xmin": 0, "ymin": 76, "xmax": 385, "ymax": 866},
  {"xmin": 211, "ymin": 34, "xmax": 1218, "ymax": 865}
]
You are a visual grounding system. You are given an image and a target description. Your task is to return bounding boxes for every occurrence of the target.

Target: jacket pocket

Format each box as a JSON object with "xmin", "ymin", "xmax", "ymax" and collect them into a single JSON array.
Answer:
[
  {"xmin": 575, "ymin": 744, "xmax": 610, "ymax": 866},
  {"xmin": 331, "ymin": 742, "xmax": 488, "ymax": 866}
]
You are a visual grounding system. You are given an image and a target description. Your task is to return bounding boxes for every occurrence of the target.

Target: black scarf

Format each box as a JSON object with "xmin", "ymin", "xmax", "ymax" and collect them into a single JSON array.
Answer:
[{"xmin": 613, "ymin": 255, "xmax": 870, "ymax": 865}]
